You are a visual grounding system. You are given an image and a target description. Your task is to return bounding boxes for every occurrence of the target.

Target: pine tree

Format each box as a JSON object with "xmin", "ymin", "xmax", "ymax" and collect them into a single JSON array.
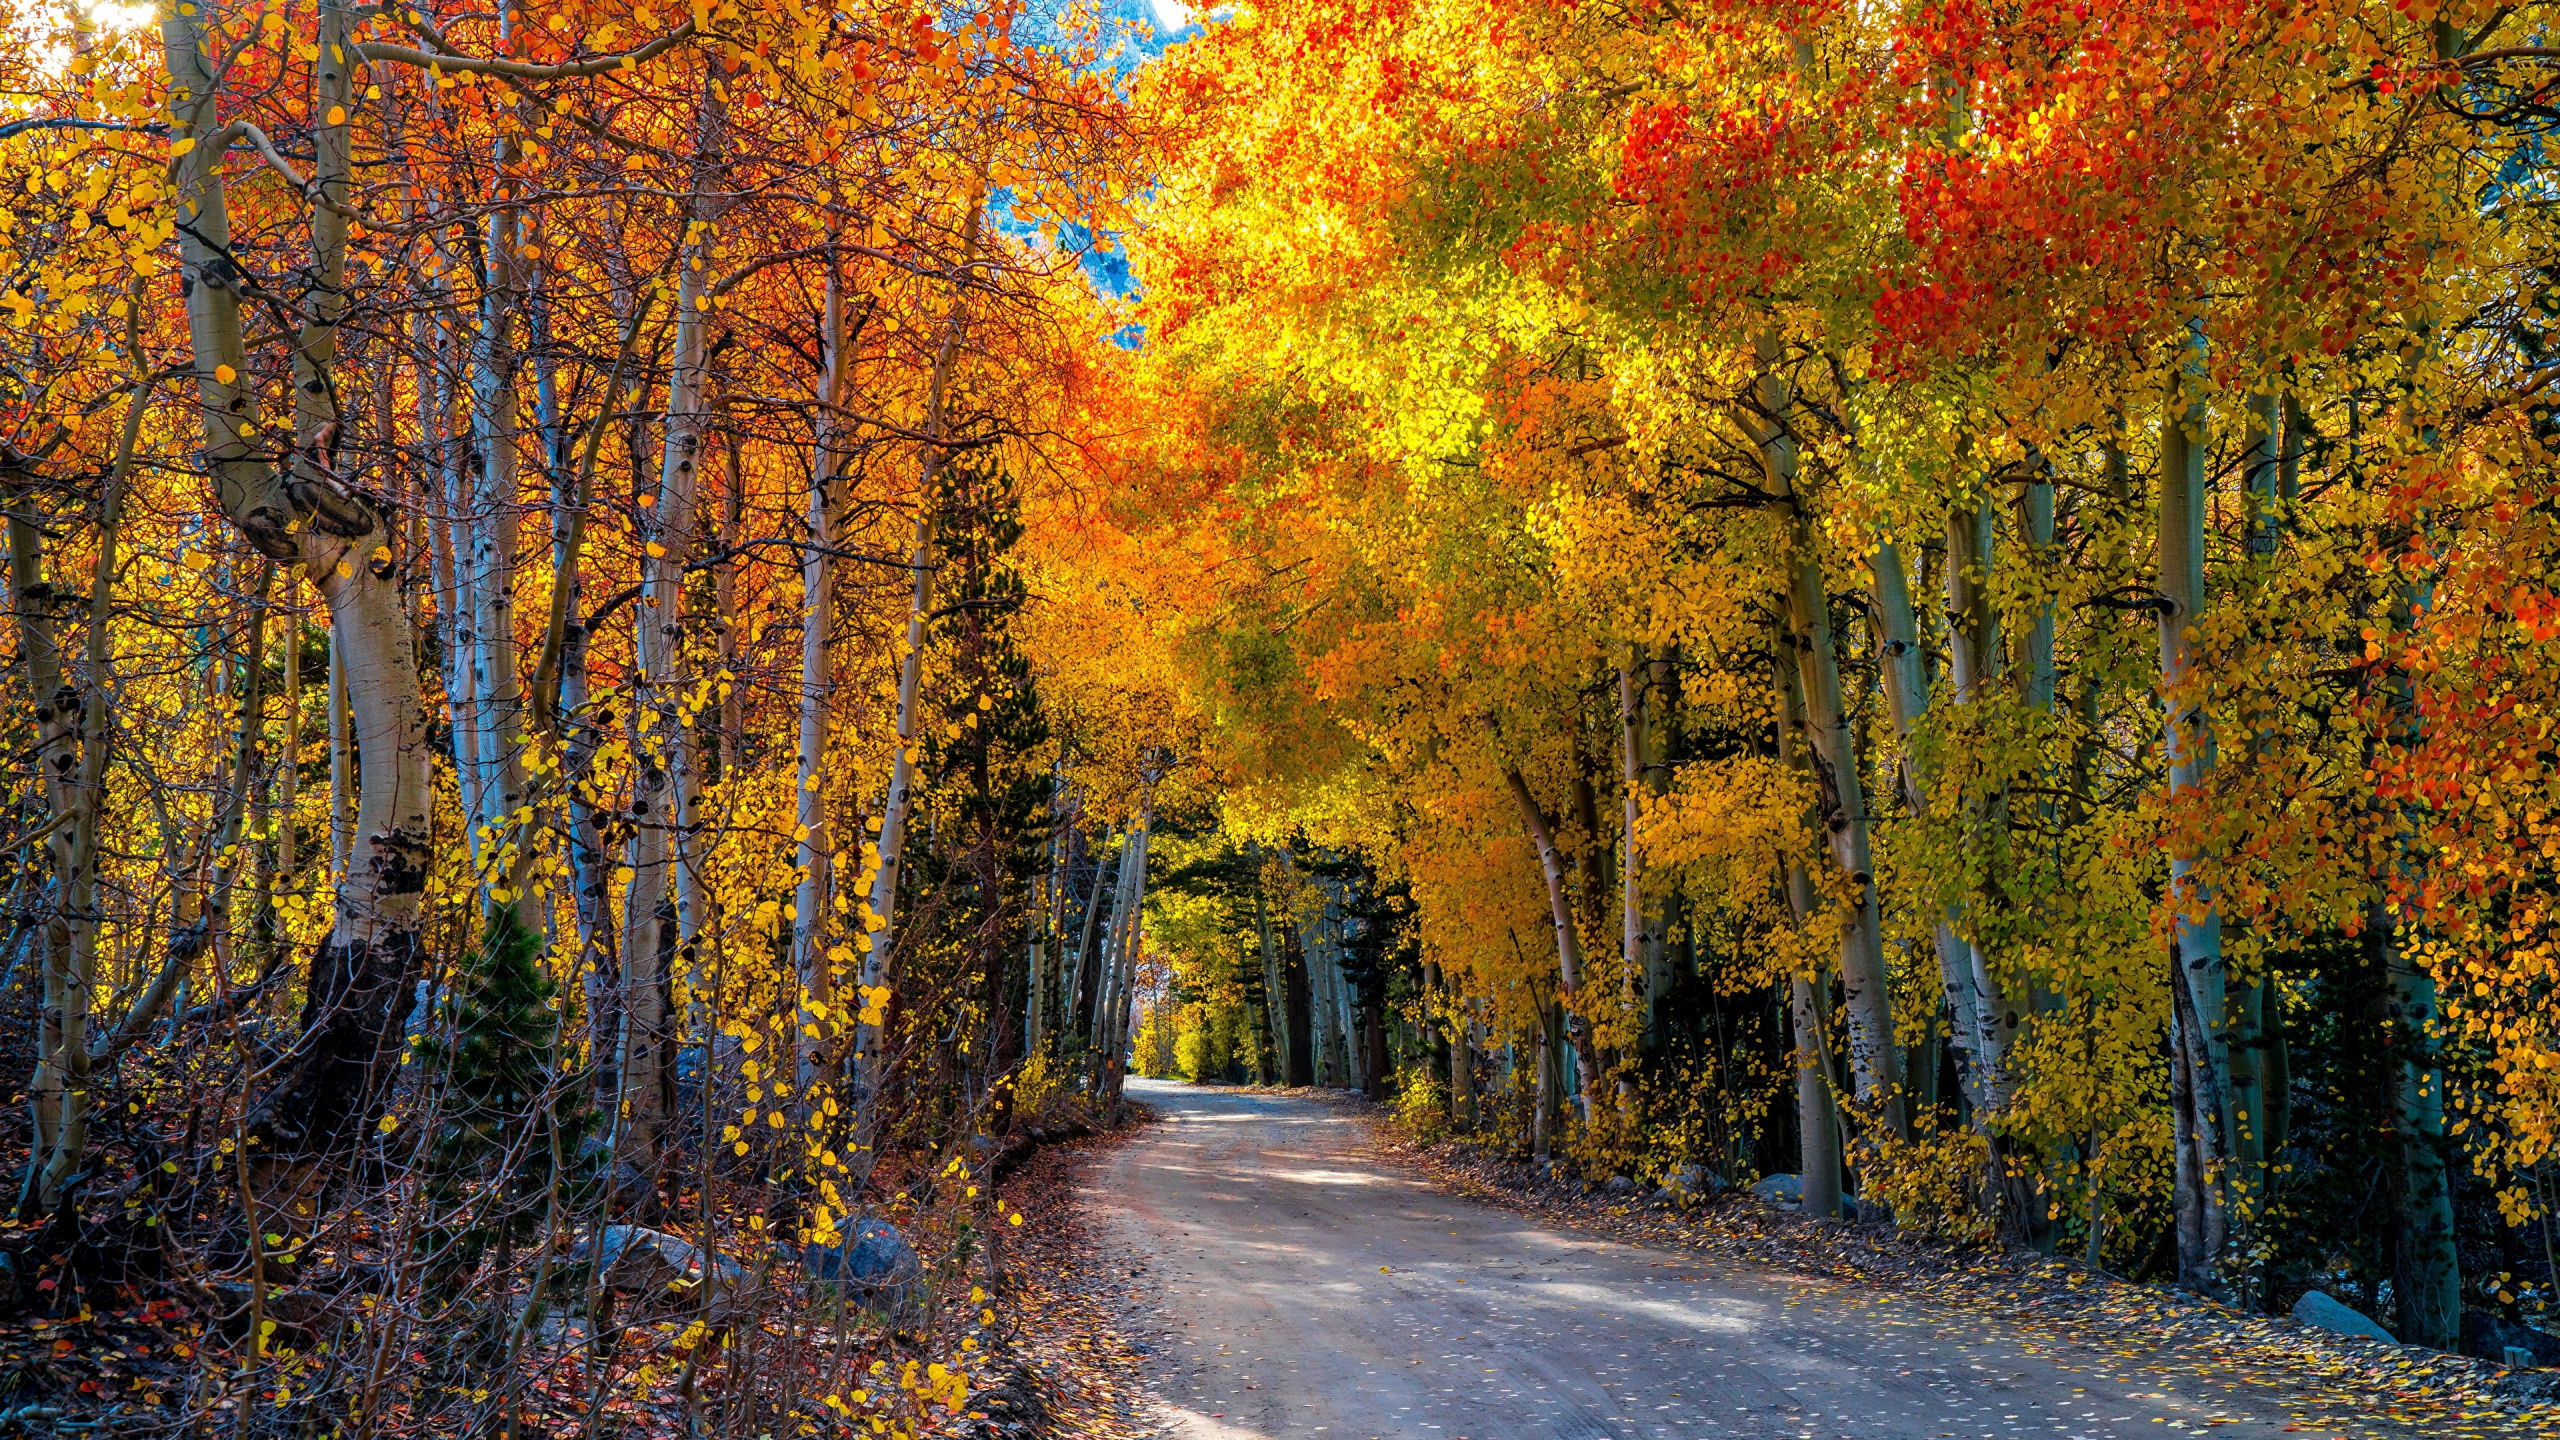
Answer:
[{"xmin": 416, "ymin": 905, "xmax": 600, "ymax": 1298}]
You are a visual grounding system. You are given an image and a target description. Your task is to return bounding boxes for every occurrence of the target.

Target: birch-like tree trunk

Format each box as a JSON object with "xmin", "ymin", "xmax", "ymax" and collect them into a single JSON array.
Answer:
[
  {"xmin": 1617, "ymin": 662, "xmax": 1648, "ymax": 1044},
  {"xmin": 1325, "ymin": 885, "xmax": 1363, "ymax": 1093},
  {"xmin": 163, "ymin": 1, "xmax": 435, "ymax": 1206},
  {"xmin": 2373, "ymin": 579, "xmax": 2461, "ymax": 1345},
  {"xmin": 1026, "ymin": 784, "xmax": 1065, "ymax": 1060},
  {"xmin": 6, "ymin": 382, "xmax": 147, "ymax": 1209},
  {"xmin": 1068, "ymin": 828, "xmax": 1119, "ymax": 1050},
  {"xmin": 529, "ymin": 295, "xmax": 647, "ymax": 1115},
  {"xmin": 463, "ymin": 72, "xmax": 532, "ymax": 888},
  {"xmin": 1945, "ymin": 495, "xmax": 2020, "ymax": 1113},
  {"xmin": 2227, "ymin": 389, "xmax": 2286, "ymax": 1238},
  {"xmin": 279, "ymin": 596, "xmax": 302, "ymax": 889},
  {"xmin": 1757, "ymin": 344, "xmax": 1906, "ymax": 1141},
  {"xmin": 1499, "ymin": 759, "xmax": 1605, "ymax": 1122},
  {"xmin": 1103, "ymin": 805, "xmax": 1154, "ymax": 1103},
  {"xmin": 1772, "ymin": 626, "xmax": 1845, "ymax": 1219},
  {"xmin": 328, "ymin": 633, "xmax": 350, "ymax": 884},
  {"xmin": 1636, "ymin": 651, "xmax": 1676, "ymax": 1042},
  {"xmin": 1869, "ymin": 541, "xmax": 1996, "ymax": 1120},
  {"xmin": 619, "ymin": 85, "xmax": 730, "ymax": 1171},
  {"xmin": 793, "ymin": 258, "xmax": 852, "ymax": 1094},
  {"xmin": 1252, "ymin": 857, "xmax": 1291, "ymax": 1087},
  {"xmin": 1450, "ymin": 1013, "xmax": 1478, "ymax": 1128},
  {"xmin": 1298, "ymin": 897, "xmax": 1336, "ymax": 1085},
  {"xmin": 2157, "ymin": 341, "xmax": 2234, "ymax": 1291},
  {"xmin": 852, "ymin": 199, "xmax": 985, "ymax": 1141}
]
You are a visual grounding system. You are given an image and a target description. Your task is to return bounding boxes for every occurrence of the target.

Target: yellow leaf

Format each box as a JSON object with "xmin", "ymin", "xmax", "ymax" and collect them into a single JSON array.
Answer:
[{"xmin": 213, "ymin": 363, "xmax": 236, "ymax": 384}]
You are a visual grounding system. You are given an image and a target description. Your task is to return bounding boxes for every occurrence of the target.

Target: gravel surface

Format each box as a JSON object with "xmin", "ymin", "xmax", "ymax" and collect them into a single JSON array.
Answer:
[{"xmin": 1076, "ymin": 1079, "xmax": 2512, "ymax": 1440}]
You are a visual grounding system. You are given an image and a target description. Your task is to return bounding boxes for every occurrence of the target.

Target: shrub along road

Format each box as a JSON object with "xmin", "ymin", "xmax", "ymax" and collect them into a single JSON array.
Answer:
[{"xmin": 1077, "ymin": 1080, "xmax": 2469, "ymax": 1440}]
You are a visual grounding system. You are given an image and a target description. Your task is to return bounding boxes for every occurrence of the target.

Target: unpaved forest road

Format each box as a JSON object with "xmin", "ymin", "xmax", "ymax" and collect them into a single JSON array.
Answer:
[{"xmin": 1083, "ymin": 1080, "xmax": 2421, "ymax": 1440}]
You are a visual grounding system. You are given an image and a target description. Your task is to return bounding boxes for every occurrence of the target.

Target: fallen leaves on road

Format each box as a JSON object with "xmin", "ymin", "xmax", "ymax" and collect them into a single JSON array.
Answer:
[
  {"xmin": 990, "ymin": 1106, "xmax": 1160, "ymax": 1440},
  {"xmin": 1361, "ymin": 1113, "xmax": 2560, "ymax": 1440}
]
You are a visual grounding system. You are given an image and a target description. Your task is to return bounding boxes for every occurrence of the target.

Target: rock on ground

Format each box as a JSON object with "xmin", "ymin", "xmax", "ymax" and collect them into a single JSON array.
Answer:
[
  {"xmin": 2291, "ymin": 1289, "xmax": 2398, "ymax": 1344},
  {"xmin": 577, "ymin": 1225, "xmax": 745, "ymax": 1308}
]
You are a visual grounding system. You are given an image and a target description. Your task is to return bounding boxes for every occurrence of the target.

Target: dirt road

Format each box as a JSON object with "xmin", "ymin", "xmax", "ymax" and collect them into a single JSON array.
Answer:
[{"xmin": 1080, "ymin": 1079, "xmax": 2421, "ymax": 1440}]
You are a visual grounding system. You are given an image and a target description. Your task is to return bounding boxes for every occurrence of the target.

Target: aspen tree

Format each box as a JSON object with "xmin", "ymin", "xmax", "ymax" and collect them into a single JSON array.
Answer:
[{"xmin": 163, "ymin": 0, "xmax": 437, "ymax": 1202}]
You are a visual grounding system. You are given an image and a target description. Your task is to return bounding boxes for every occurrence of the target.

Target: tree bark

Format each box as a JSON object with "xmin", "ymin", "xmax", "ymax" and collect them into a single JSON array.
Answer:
[
  {"xmin": 1068, "ymin": 827, "xmax": 1119, "ymax": 1050},
  {"xmin": 163, "ymin": 1, "xmax": 434, "ymax": 1202},
  {"xmin": 1759, "ymin": 343, "xmax": 1905, "ymax": 1141},
  {"xmin": 793, "ymin": 256, "xmax": 852, "ymax": 1094},
  {"xmin": 1618, "ymin": 662, "xmax": 1648, "ymax": 1044},
  {"xmin": 1252, "ymin": 853, "xmax": 1291, "ymax": 1086},
  {"xmin": 853, "ymin": 199, "xmax": 984, "ymax": 1140},
  {"xmin": 1498, "ymin": 758, "xmax": 1604, "ymax": 1123},
  {"xmin": 462, "ymin": 100, "xmax": 531, "ymax": 889},
  {"xmin": 2158, "ymin": 340, "xmax": 2234, "ymax": 1292},
  {"xmin": 1945, "ymin": 497, "xmax": 2021, "ymax": 1116},
  {"xmin": 1773, "ymin": 625, "xmax": 1844, "ymax": 1220},
  {"xmin": 1103, "ymin": 802, "xmax": 1154, "ymax": 1105},
  {"xmin": 6, "ymin": 380, "xmax": 148, "ymax": 1208},
  {"xmin": 1869, "ymin": 541, "xmax": 1997, "ymax": 1121},
  {"xmin": 620, "ymin": 84, "xmax": 730, "ymax": 1171}
]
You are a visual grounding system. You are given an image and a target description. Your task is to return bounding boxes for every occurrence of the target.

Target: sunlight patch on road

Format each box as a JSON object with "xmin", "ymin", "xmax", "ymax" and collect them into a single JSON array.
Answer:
[
  {"xmin": 1525, "ymin": 1278, "xmax": 1765, "ymax": 1333},
  {"xmin": 1267, "ymin": 1167, "xmax": 1388, "ymax": 1187},
  {"xmin": 1155, "ymin": 1402, "xmax": 1278, "ymax": 1440}
]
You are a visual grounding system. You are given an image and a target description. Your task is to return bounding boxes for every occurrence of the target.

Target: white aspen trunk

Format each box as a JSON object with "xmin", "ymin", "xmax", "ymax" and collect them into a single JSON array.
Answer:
[
  {"xmin": 424, "ymin": 309, "xmax": 484, "ymax": 848},
  {"xmin": 532, "ymin": 301, "xmax": 645, "ymax": 1114},
  {"xmin": 792, "ymin": 259, "xmax": 850, "ymax": 1094},
  {"xmin": 1304, "ymin": 889, "xmax": 1351, "ymax": 1088},
  {"xmin": 1027, "ymin": 787, "xmax": 1064, "ymax": 1059},
  {"xmin": 620, "ymin": 85, "xmax": 730, "ymax": 1171},
  {"xmin": 715, "ymin": 432, "xmax": 743, "ymax": 779},
  {"xmin": 1330, "ymin": 892, "xmax": 1362, "ymax": 1091},
  {"xmin": 1791, "ymin": 969, "xmax": 1845, "ymax": 1220},
  {"xmin": 328, "ymin": 629, "xmax": 350, "ymax": 883},
  {"xmin": 1772, "ymin": 622, "xmax": 1845, "ymax": 1219},
  {"xmin": 1869, "ymin": 541, "xmax": 1996, "ymax": 1120},
  {"xmin": 463, "ymin": 69, "xmax": 530, "ymax": 887},
  {"xmin": 1637, "ymin": 653, "xmax": 1675, "ymax": 1040},
  {"xmin": 1104, "ymin": 814, "xmax": 1153, "ymax": 1102},
  {"xmin": 1945, "ymin": 497, "xmax": 2020, "ymax": 1113},
  {"xmin": 1297, "ymin": 905, "xmax": 1331, "ymax": 1084},
  {"xmin": 1451, "ymin": 1013, "xmax": 1478, "ymax": 1126},
  {"xmin": 7, "ymin": 477, "xmax": 110, "ymax": 1210},
  {"xmin": 1252, "ymin": 865, "xmax": 1290, "ymax": 1085},
  {"xmin": 1068, "ymin": 827, "xmax": 1118, "ymax": 1044},
  {"xmin": 1498, "ymin": 760, "xmax": 1604, "ymax": 1122},
  {"xmin": 1758, "ymin": 343, "xmax": 1905, "ymax": 1140},
  {"xmin": 2227, "ymin": 391, "xmax": 2280, "ymax": 1240},
  {"xmin": 1782, "ymin": 530, "xmax": 1905, "ymax": 1137},
  {"xmin": 164, "ymin": 0, "xmax": 434, "ymax": 1203},
  {"xmin": 2019, "ymin": 475, "xmax": 2059, "ymax": 714},
  {"xmin": 852, "ymin": 199, "xmax": 985, "ymax": 1139},
  {"xmin": 1089, "ymin": 835, "xmax": 1131, "ymax": 1078},
  {"xmin": 1530, "ymin": 1006, "xmax": 1553, "ymax": 1160},
  {"xmin": 1618, "ymin": 662, "xmax": 1646, "ymax": 1037},
  {"xmin": 563, "ymin": 612, "xmax": 615, "ymax": 1086},
  {"xmin": 2158, "ymin": 336, "xmax": 2234, "ymax": 1288},
  {"xmin": 279, "ymin": 593, "xmax": 302, "ymax": 887},
  {"xmin": 1025, "ymin": 937, "xmax": 1047, "ymax": 1061}
]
